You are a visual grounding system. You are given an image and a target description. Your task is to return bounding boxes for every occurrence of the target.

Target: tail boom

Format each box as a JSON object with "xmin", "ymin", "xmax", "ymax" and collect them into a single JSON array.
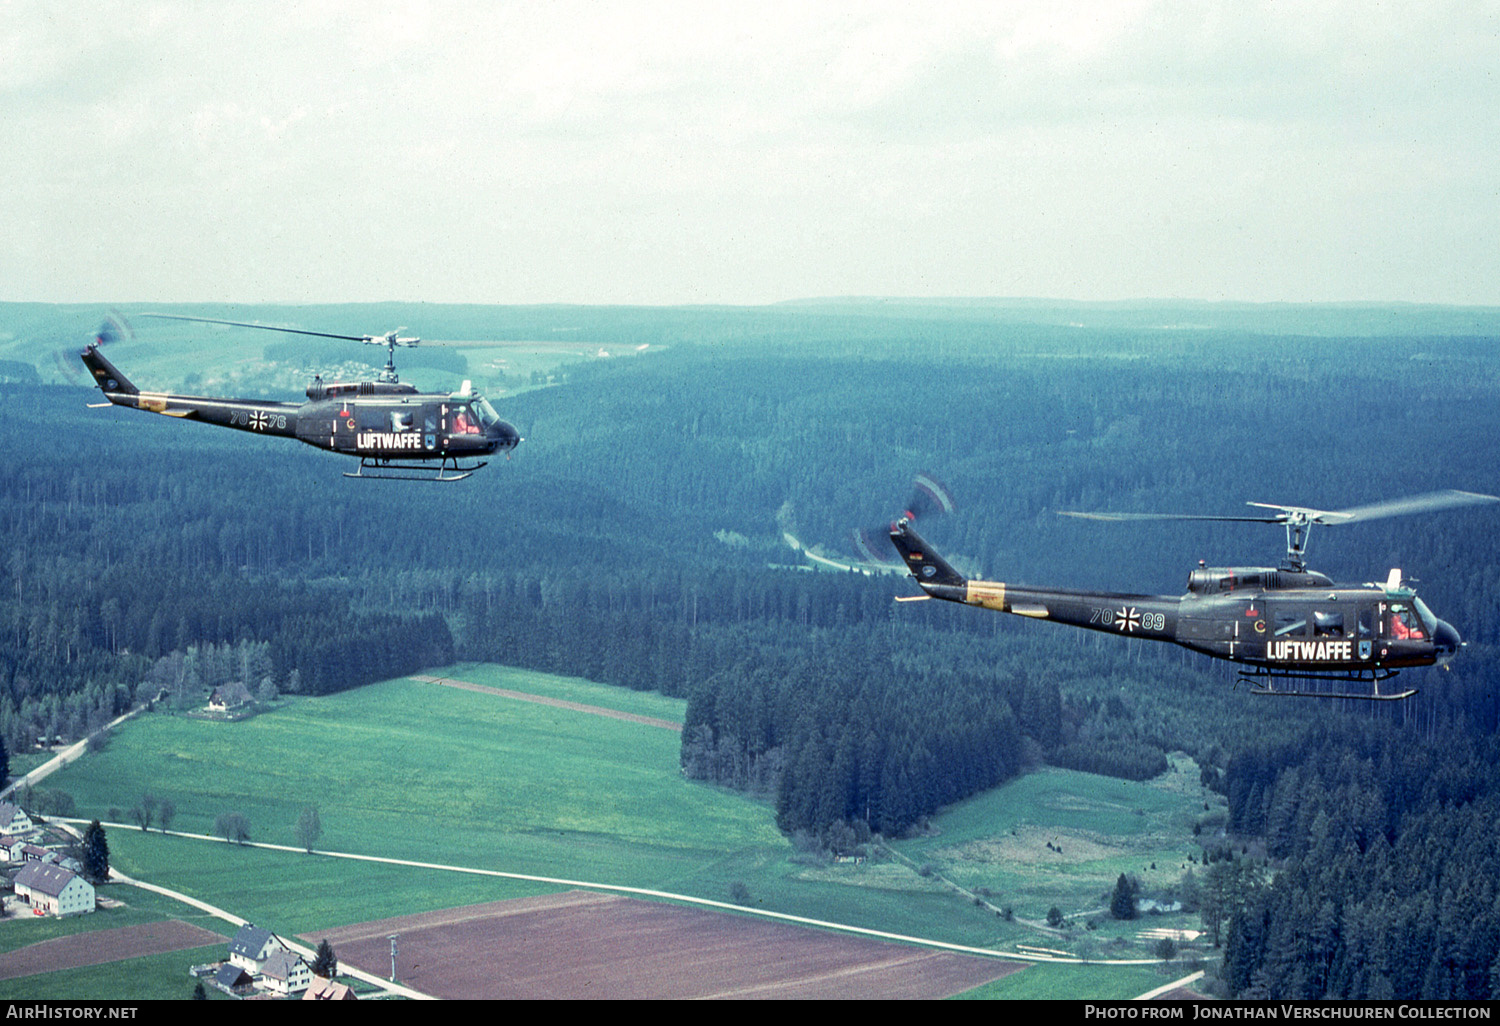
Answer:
[
  {"xmin": 81, "ymin": 344, "xmax": 299, "ymax": 436},
  {"xmin": 890, "ymin": 518, "xmax": 1180, "ymax": 636}
]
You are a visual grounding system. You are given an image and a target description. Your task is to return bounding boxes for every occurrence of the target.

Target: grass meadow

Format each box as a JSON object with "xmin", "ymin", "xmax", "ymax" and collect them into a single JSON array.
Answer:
[
  {"xmin": 892, "ymin": 755, "xmax": 1212, "ymax": 923},
  {"xmin": 0, "ymin": 664, "xmax": 1211, "ymax": 1000}
]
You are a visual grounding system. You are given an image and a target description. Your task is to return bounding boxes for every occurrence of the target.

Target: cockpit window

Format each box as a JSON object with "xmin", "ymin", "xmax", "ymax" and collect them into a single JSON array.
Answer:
[{"xmin": 1387, "ymin": 602, "xmax": 1427, "ymax": 640}]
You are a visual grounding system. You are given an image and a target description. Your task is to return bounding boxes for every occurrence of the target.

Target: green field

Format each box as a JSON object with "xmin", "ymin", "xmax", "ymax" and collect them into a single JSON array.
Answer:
[
  {"xmin": 43, "ymin": 664, "xmax": 781, "ymax": 891},
  {"xmin": 894, "ymin": 756, "xmax": 1210, "ymax": 920},
  {"xmin": 0, "ymin": 664, "xmax": 1213, "ymax": 999}
]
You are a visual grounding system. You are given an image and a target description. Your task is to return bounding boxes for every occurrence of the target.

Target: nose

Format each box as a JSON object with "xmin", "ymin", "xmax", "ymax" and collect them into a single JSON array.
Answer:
[
  {"xmin": 489, "ymin": 420, "xmax": 522, "ymax": 453},
  {"xmin": 1434, "ymin": 618, "xmax": 1462, "ymax": 666}
]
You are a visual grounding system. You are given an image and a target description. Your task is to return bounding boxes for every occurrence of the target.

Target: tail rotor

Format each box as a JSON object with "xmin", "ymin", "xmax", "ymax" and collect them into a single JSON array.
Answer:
[
  {"xmin": 60, "ymin": 311, "xmax": 132, "ymax": 383},
  {"xmin": 851, "ymin": 473, "xmax": 955, "ymax": 570}
]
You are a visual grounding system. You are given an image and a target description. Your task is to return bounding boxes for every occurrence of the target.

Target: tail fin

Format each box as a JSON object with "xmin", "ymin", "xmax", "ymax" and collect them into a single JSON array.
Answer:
[
  {"xmin": 889, "ymin": 518, "xmax": 967, "ymax": 588},
  {"xmin": 80, "ymin": 345, "xmax": 138, "ymax": 396}
]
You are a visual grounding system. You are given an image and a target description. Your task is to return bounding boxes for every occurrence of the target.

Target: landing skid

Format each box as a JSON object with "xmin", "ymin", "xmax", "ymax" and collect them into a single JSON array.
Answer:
[
  {"xmin": 344, "ymin": 456, "xmax": 488, "ymax": 482},
  {"xmin": 1237, "ymin": 667, "xmax": 1417, "ymax": 702}
]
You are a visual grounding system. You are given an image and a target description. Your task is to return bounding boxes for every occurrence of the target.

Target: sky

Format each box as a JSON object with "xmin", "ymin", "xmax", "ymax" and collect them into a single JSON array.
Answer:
[{"xmin": 5, "ymin": 0, "xmax": 1500, "ymax": 306}]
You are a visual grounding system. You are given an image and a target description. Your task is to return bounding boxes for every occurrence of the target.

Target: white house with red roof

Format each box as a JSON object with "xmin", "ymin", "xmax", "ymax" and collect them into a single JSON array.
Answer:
[{"xmin": 303, "ymin": 976, "xmax": 357, "ymax": 1001}]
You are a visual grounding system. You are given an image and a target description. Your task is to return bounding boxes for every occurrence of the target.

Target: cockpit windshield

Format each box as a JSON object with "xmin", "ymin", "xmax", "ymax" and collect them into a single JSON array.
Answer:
[
  {"xmin": 472, "ymin": 398, "xmax": 502, "ymax": 430},
  {"xmin": 1411, "ymin": 597, "xmax": 1439, "ymax": 637}
]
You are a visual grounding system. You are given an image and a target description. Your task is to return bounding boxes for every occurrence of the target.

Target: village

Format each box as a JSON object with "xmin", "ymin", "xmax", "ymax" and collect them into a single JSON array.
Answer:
[
  {"xmin": 0, "ymin": 799, "xmax": 355, "ymax": 1001},
  {"xmin": 0, "ymin": 801, "xmax": 97, "ymax": 920}
]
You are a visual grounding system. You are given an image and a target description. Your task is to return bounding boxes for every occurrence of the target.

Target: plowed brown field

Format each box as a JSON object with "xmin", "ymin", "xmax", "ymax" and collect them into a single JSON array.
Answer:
[
  {"xmin": 305, "ymin": 890, "xmax": 1024, "ymax": 1000},
  {"xmin": 0, "ymin": 920, "xmax": 224, "ymax": 980}
]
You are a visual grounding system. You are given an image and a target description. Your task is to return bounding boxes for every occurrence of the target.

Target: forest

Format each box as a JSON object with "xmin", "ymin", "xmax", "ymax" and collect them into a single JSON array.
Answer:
[{"xmin": 3, "ymin": 297, "xmax": 1500, "ymax": 998}]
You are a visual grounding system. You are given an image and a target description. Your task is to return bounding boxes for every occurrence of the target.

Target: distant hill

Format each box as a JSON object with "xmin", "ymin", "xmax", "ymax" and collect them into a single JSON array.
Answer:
[{"xmin": 774, "ymin": 295, "xmax": 1500, "ymax": 337}]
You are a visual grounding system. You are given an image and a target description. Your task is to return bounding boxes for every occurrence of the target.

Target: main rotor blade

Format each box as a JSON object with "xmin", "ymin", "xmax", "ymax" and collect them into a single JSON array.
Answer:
[
  {"xmin": 1061, "ymin": 489, "xmax": 1500, "ymax": 526},
  {"xmin": 1313, "ymin": 489, "xmax": 1500, "ymax": 524},
  {"xmin": 141, "ymin": 313, "xmax": 372, "ymax": 342},
  {"xmin": 1058, "ymin": 511, "xmax": 1284, "ymax": 523}
]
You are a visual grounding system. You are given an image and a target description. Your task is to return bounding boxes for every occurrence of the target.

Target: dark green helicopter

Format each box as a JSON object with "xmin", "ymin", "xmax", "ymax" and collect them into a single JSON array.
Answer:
[
  {"xmin": 890, "ymin": 490, "xmax": 1499, "ymax": 700},
  {"xmin": 81, "ymin": 314, "xmax": 521, "ymax": 481}
]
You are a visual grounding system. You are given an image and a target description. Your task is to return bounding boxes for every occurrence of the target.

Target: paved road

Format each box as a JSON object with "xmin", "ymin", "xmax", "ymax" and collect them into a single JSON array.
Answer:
[{"xmin": 1, "ymin": 709, "xmax": 144, "ymax": 801}]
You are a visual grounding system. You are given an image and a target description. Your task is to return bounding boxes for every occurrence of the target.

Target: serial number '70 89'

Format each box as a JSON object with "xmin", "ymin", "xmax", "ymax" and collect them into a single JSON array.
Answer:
[{"xmin": 1089, "ymin": 607, "xmax": 1166, "ymax": 632}]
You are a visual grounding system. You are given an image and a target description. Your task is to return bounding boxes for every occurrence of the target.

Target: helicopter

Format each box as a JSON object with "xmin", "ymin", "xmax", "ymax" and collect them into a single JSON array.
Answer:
[
  {"xmin": 889, "ymin": 490, "xmax": 1500, "ymax": 700},
  {"xmin": 80, "ymin": 314, "xmax": 521, "ymax": 481}
]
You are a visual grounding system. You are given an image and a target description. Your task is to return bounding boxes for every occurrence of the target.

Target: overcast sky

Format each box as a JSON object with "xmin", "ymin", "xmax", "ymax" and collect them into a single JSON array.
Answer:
[{"xmin": 6, "ymin": 0, "xmax": 1499, "ymax": 306}]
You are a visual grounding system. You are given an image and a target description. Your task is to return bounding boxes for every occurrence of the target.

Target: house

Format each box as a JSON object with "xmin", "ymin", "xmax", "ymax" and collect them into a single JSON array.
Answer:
[
  {"xmin": 0, "ymin": 836, "xmax": 27, "ymax": 862},
  {"xmin": 303, "ymin": 977, "xmax": 357, "ymax": 1001},
  {"xmin": 260, "ymin": 950, "xmax": 312, "ymax": 996},
  {"xmin": 212, "ymin": 963, "xmax": 254, "ymax": 997},
  {"xmin": 14, "ymin": 863, "xmax": 94, "ymax": 916},
  {"xmin": 228, "ymin": 923, "xmax": 289, "ymax": 973},
  {"xmin": 208, "ymin": 682, "xmax": 254, "ymax": 712},
  {"xmin": 18, "ymin": 844, "xmax": 56, "ymax": 865},
  {"xmin": 0, "ymin": 803, "xmax": 34, "ymax": 836}
]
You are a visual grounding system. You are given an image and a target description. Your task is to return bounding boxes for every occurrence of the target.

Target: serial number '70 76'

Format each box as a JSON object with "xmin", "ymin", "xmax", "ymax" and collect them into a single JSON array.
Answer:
[{"xmin": 231, "ymin": 409, "xmax": 286, "ymax": 431}]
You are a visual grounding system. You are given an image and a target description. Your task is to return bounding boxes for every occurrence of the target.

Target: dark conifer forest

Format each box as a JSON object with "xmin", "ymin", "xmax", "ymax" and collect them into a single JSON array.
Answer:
[{"xmin": 3, "ymin": 298, "xmax": 1500, "ymax": 998}]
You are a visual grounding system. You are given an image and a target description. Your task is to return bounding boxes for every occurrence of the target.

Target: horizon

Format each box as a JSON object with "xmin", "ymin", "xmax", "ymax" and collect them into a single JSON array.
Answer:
[{"xmin": 8, "ymin": 294, "xmax": 1500, "ymax": 312}]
